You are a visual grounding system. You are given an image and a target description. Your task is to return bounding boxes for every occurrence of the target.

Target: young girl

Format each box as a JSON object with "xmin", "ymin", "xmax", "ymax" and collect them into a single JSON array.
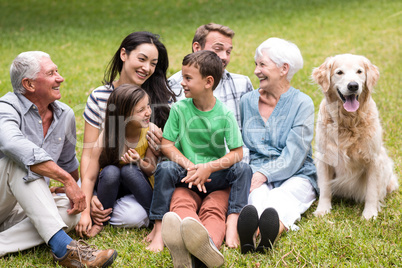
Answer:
[
  {"xmin": 81, "ymin": 32, "xmax": 175, "ymax": 229},
  {"xmin": 76, "ymin": 84, "xmax": 158, "ymax": 238}
]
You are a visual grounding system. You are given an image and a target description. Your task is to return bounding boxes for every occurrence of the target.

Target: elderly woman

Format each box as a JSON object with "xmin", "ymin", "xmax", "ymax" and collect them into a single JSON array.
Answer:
[{"xmin": 237, "ymin": 38, "xmax": 318, "ymax": 254}]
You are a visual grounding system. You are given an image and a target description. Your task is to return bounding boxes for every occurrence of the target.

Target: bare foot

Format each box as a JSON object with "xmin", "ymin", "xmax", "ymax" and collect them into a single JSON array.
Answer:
[
  {"xmin": 87, "ymin": 224, "xmax": 104, "ymax": 237},
  {"xmin": 225, "ymin": 213, "xmax": 240, "ymax": 248},
  {"xmin": 144, "ymin": 225, "xmax": 156, "ymax": 242},
  {"xmin": 145, "ymin": 234, "xmax": 164, "ymax": 252},
  {"xmin": 145, "ymin": 220, "xmax": 164, "ymax": 252}
]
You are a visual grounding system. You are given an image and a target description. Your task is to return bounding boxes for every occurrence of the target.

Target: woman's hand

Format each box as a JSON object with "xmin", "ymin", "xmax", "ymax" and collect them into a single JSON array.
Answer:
[
  {"xmin": 75, "ymin": 212, "xmax": 92, "ymax": 238},
  {"xmin": 121, "ymin": 148, "xmax": 141, "ymax": 164},
  {"xmin": 250, "ymin": 172, "xmax": 267, "ymax": 192},
  {"xmin": 147, "ymin": 123, "xmax": 163, "ymax": 157},
  {"xmin": 90, "ymin": 195, "xmax": 112, "ymax": 226}
]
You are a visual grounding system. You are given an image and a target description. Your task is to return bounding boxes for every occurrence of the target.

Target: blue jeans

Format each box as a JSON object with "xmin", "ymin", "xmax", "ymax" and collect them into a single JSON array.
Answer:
[
  {"xmin": 149, "ymin": 161, "xmax": 252, "ymax": 220},
  {"xmin": 97, "ymin": 164, "xmax": 153, "ymax": 215}
]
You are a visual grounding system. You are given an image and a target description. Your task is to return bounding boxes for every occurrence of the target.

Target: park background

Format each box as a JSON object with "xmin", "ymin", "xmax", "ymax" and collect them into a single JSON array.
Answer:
[{"xmin": 0, "ymin": 0, "xmax": 400, "ymax": 267}]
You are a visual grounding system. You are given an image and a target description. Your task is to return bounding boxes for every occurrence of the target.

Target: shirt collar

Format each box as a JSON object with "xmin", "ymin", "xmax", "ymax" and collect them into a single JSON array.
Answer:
[
  {"xmin": 16, "ymin": 93, "xmax": 64, "ymax": 117},
  {"xmin": 222, "ymin": 69, "xmax": 231, "ymax": 80}
]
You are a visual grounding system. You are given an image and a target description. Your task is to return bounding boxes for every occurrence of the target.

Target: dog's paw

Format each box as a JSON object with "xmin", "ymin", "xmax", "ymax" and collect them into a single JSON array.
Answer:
[
  {"xmin": 313, "ymin": 201, "xmax": 332, "ymax": 217},
  {"xmin": 313, "ymin": 206, "xmax": 332, "ymax": 217},
  {"xmin": 362, "ymin": 208, "xmax": 378, "ymax": 220},
  {"xmin": 313, "ymin": 209, "xmax": 330, "ymax": 217}
]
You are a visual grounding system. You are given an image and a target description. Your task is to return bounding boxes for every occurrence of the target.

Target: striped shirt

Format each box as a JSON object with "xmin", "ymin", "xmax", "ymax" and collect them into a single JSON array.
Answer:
[{"xmin": 83, "ymin": 84, "xmax": 114, "ymax": 129}]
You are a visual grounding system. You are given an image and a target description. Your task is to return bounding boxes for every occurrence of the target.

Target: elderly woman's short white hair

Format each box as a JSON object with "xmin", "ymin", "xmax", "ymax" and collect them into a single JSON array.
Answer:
[
  {"xmin": 255, "ymin": 37, "xmax": 303, "ymax": 82},
  {"xmin": 10, "ymin": 51, "xmax": 50, "ymax": 94}
]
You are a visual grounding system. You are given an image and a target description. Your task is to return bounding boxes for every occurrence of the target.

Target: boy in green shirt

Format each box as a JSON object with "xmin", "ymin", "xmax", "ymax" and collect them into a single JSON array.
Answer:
[{"xmin": 147, "ymin": 50, "xmax": 252, "ymax": 267}]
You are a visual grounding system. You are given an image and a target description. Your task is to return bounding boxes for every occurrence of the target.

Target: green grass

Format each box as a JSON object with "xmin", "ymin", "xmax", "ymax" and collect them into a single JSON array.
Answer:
[{"xmin": 0, "ymin": 0, "xmax": 401, "ymax": 267}]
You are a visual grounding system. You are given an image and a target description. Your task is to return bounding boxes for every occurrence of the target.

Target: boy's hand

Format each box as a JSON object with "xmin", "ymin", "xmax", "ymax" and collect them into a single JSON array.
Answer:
[
  {"xmin": 181, "ymin": 166, "xmax": 196, "ymax": 187},
  {"xmin": 182, "ymin": 164, "xmax": 212, "ymax": 193},
  {"xmin": 121, "ymin": 148, "xmax": 140, "ymax": 164}
]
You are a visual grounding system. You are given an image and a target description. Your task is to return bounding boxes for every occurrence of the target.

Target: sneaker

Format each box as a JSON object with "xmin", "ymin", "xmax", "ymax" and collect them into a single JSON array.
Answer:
[
  {"xmin": 256, "ymin": 207, "xmax": 279, "ymax": 253},
  {"xmin": 237, "ymin": 205, "xmax": 259, "ymax": 254},
  {"xmin": 162, "ymin": 212, "xmax": 194, "ymax": 268},
  {"xmin": 52, "ymin": 240, "xmax": 117, "ymax": 268},
  {"xmin": 181, "ymin": 217, "xmax": 224, "ymax": 268}
]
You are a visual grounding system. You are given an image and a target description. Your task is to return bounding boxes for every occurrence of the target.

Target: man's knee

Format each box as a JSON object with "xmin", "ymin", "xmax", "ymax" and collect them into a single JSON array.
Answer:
[{"xmin": 54, "ymin": 195, "xmax": 80, "ymax": 232}]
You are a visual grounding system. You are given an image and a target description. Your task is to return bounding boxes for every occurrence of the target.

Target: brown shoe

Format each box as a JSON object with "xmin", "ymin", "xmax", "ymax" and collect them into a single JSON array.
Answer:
[{"xmin": 52, "ymin": 240, "xmax": 117, "ymax": 268}]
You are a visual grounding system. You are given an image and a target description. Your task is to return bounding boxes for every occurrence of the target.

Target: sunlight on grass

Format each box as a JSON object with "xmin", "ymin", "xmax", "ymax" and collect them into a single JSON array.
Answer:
[{"xmin": 0, "ymin": 0, "xmax": 401, "ymax": 267}]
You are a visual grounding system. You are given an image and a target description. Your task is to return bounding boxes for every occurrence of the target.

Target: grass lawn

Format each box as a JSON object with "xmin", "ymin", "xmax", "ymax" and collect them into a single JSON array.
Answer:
[{"xmin": 0, "ymin": 0, "xmax": 401, "ymax": 267}]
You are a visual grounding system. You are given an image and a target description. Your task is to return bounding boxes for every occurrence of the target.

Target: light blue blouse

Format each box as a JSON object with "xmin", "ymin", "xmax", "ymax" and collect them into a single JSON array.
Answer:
[{"xmin": 240, "ymin": 87, "xmax": 318, "ymax": 193}]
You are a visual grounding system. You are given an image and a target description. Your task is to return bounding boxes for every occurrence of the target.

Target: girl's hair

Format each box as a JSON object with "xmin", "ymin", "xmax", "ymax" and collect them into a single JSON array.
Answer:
[
  {"xmin": 255, "ymin": 37, "xmax": 303, "ymax": 82},
  {"xmin": 98, "ymin": 84, "xmax": 148, "ymax": 168},
  {"xmin": 103, "ymin": 31, "xmax": 175, "ymax": 129},
  {"xmin": 10, "ymin": 51, "xmax": 50, "ymax": 94}
]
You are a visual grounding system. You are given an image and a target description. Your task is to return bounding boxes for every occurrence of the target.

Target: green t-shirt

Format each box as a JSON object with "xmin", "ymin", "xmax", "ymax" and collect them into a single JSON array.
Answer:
[{"xmin": 163, "ymin": 98, "xmax": 243, "ymax": 165}]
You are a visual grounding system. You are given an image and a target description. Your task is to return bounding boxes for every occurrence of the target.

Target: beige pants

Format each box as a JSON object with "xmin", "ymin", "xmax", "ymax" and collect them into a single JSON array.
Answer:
[{"xmin": 0, "ymin": 158, "xmax": 80, "ymax": 257}]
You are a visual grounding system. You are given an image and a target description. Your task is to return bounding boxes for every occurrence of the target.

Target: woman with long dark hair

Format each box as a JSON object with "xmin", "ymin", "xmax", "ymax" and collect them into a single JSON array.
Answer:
[
  {"xmin": 81, "ymin": 32, "xmax": 175, "ymax": 232},
  {"xmin": 77, "ymin": 84, "xmax": 158, "ymax": 237}
]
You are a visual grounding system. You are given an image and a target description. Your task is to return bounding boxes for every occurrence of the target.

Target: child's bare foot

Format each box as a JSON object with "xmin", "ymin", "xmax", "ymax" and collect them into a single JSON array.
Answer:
[
  {"xmin": 87, "ymin": 224, "xmax": 103, "ymax": 237},
  {"xmin": 225, "ymin": 213, "xmax": 240, "ymax": 248},
  {"xmin": 146, "ymin": 234, "xmax": 164, "ymax": 252},
  {"xmin": 144, "ymin": 225, "xmax": 156, "ymax": 242},
  {"xmin": 145, "ymin": 220, "xmax": 164, "ymax": 252}
]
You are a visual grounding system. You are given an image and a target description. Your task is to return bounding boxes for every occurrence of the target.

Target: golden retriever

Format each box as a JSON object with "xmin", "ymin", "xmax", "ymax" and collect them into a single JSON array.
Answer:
[{"xmin": 312, "ymin": 54, "xmax": 399, "ymax": 219}]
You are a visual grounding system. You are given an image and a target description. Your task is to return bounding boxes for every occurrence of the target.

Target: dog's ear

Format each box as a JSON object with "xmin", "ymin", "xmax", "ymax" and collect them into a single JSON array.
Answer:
[
  {"xmin": 312, "ymin": 56, "xmax": 333, "ymax": 92},
  {"xmin": 363, "ymin": 57, "xmax": 379, "ymax": 91}
]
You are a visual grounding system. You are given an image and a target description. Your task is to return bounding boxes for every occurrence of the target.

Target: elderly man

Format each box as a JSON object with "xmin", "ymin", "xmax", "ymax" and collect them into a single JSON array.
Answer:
[{"xmin": 0, "ymin": 51, "xmax": 117, "ymax": 267}]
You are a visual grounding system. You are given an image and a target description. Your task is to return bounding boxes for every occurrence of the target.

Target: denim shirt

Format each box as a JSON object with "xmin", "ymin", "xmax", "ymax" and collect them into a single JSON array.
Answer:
[
  {"xmin": 240, "ymin": 87, "xmax": 318, "ymax": 193},
  {"xmin": 0, "ymin": 92, "xmax": 79, "ymax": 182}
]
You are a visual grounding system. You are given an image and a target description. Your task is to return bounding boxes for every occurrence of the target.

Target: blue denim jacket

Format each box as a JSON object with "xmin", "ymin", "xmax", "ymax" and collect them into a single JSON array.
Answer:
[{"xmin": 240, "ymin": 87, "xmax": 318, "ymax": 193}]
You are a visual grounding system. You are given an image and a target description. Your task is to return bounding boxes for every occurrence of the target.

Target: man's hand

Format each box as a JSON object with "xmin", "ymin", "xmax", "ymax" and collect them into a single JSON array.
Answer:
[
  {"xmin": 250, "ymin": 172, "xmax": 267, "ymax": 192},
  {"xmin": 49, "ymin": 186, "xmax": 65, "ymax": 194},
  {"xmin": 64, "ymin": 182, "xmax": 86, "ymax": 215},
  {"xmin": 147, "ymin": 124, "xmax": 163, "ymax": 157},
  {"xmin": 90, "ymin": 195, "xmax": 112, "ymax": 225}
]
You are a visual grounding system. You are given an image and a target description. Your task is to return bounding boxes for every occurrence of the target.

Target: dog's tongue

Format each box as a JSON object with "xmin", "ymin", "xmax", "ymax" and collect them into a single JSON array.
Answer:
[{"xmin": 344, "ymin": 95, "xmax": 359, "ymax": 112}]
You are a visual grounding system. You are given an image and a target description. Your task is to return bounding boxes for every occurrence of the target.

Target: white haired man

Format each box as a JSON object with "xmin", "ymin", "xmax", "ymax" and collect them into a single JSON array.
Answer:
[{"xmin": 0, "ymin": 51, "xmax": 117, "ymax": 267}]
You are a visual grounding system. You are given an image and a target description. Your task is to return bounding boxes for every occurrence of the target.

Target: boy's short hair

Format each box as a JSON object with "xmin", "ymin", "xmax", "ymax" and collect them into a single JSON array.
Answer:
[
  {"xmin": 182, "ymin": 50, "xmax": 223, "ymax": 90},
  {"xmin": 192, "ymin": 23, "xmax": 235, "ymax": 51}
]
